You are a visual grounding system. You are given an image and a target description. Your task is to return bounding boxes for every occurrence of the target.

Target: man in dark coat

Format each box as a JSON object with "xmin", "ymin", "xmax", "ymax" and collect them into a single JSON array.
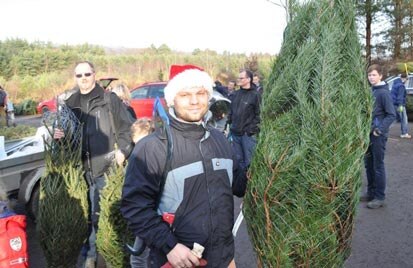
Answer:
[
  {"xmin": 227, "ymin": 69, "xmax": 261, "ymax": 171},
  {"xmin": 57, "ymin": 61, "xmax": 133, "ymax": 268},
  {"xmin": 121, "ymin": 64, "xmax": 247, "ymax": 268}
]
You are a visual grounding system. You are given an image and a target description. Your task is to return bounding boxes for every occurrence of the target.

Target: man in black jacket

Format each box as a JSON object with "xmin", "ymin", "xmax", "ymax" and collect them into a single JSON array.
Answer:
[
  {"xmin": 227, "ymin": 69, "xmax": 261, "ymax": 171},
  {"xmin": 362, "ymin": 64, "xmax": 396, "ymax": 209},
  {"xmin": 121, "ymin": 64, "xmax": 247, "ymax": 268},
  {"xmin": 57, "ymin": 61, "xmax": 133, "ymax": 267}
]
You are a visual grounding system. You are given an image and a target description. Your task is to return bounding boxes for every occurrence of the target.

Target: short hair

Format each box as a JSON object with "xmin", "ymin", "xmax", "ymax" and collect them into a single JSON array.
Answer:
[
  {"xmin": 75, "ymin": 61, "xmax": 95, "ymax": 73},
  {"xmin": 112, "ymin": 83, "xmax": 131, "ymax": 101},
  {"xmin": 401, "ymin": 73, "xmax": 407, "ymax": 79},
  {"xmin": 240, "ymin": 69, "xmax": 253, "ymax": 81},
  {"xmin": 367, "ymin": 64, "xmax": 383, "ymax": 75}
]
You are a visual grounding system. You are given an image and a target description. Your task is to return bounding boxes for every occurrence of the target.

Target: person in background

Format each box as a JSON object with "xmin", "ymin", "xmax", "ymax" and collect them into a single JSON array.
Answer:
[
  {"xmin": 390, "ymin": 73, "xmax": 411, "ymax": 138},
  {"xmin": 112, "ymin": 83, "xmax": 137, "ymax": 121},
  {"xmin": 121, "ymin": 64, "xmax": 247, "ymax": 268},
  {"xmin": 361, "ymin": 64, "xmax": 396, "ymax": 209},
  {"xmin": 227, "ymin": 69, "xmax": 261, "ymax": 171},
  {"xmin": 227, "ymin": 80, "xmax": 237, "ymax": 101},
  {"xmin": 129, "ymin": 118, "xmax": 154, "ymax": 268},
  {"xmin": 131, "ymin": 118, "xmax": 154, "ymax": 144},
  {"xmin": 214, "ymin": 80, "xmax": 229, "ymax": 98},
  {"xmin": 0, "ymin": 85, "xmax": 8, "ymax": 127},
  {"xmin": 253, "ymin": 73, "xmax": 263, "ymax": 95},
  {"xmin": 55, "ymin": 61, "xmax": 134, "ymax": 268},
  {"xmin": 6, "ymin": 98, "xmax": 16, "ymax": 127}
]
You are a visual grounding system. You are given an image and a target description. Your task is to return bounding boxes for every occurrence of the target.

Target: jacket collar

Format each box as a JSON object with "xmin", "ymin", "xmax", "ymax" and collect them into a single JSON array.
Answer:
[{"xmin": 65, "ymin": 84, "xmax": 106, "ymax": 108}]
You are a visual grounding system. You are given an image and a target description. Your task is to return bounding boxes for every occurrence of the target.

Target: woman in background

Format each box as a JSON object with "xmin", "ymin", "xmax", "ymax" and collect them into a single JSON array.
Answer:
[{"xmin": 112, "ymin": 83, "xmax": 137, "ymax": 121}]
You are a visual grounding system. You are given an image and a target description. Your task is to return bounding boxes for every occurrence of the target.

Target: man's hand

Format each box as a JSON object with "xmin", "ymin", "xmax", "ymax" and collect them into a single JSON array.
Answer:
[
  {"xmin": 398, "ymin": 105, "xmax": 404, "ymax": 113},
  {"xmin": 115, "ymin": 150, "xmax": 125, "ymax": 165},
  {"xmin": 53, "ymin": 128, "xmax": 65, "ymax": 139},
  {"xmin": 166, "ymin": 243, "xmax": 200, "ymax": 268}
]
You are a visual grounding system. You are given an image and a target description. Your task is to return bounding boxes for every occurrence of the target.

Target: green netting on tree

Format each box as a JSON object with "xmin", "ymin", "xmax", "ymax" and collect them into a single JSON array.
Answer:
[
  {"xmin": 37, "ymin": 105, "xmax": 89, "ymax": 268},
  {"xmin": 97, "ymin": 163, "xmax": 134, "ymax": 268},
  {"xmin": 243, "ymin": 0, "xmax": 372, "ymax": 267}
]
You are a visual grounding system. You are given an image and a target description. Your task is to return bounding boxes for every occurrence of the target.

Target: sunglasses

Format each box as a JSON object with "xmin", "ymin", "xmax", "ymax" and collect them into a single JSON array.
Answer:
[{"xmin": 75, "ymin": 72, "xmax": 93, "ymax": 78}]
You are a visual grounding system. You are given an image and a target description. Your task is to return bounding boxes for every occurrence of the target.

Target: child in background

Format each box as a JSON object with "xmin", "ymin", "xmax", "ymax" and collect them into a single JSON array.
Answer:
[
  {"xmin": 131, "ymin": 118, "xmax": 154, "ymax": 144},
  {"xmin": 129, "ymin": 118, "xmax": 154, "ymax": 268}
]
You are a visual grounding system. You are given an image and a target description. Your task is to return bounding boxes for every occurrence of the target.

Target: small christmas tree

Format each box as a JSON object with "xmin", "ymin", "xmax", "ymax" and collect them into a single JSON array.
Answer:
[
  {"xmin": 37, "ymin": 106, "xmax": 89, "ymax": 268},
  {"xmin": 97, "ymin": 163, "xmax": 133, "ymax": 267}
]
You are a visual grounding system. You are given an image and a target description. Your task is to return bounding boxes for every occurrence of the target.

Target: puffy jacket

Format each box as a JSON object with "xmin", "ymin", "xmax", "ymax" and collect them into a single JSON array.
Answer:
[
  {"xmin": 227, "ymin": 86, "xmax": 261, "ymax": 136},
  {"xmin": 121, "ymin": 111, "xmax": 247, "ymax": 267},
  {"xmin": 390, "ymin": 77, "xmax": 407, "ymax": 106},
  {"xmin": 371, "ymin": 82, "xmax": 396, "ymax": 137},
  {"xmin": 64, "ymin": 84, "xmax": 133, "ymax": 178}
]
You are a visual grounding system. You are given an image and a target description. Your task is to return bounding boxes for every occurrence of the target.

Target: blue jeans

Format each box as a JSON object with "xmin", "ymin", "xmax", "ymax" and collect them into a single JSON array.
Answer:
[
  {"xmin": 86, "ymin": 175, "xmax": 106, "ymax": 259},
  {"xmin": 232, "ymin": 133, "xmax": 257, "ymax": 170},
  {"xmin": 395, "ymin": 105, "xmax": 409, "ymax": 135},
  {"xmin": 364, "ymin": 134, "xmax": 388, "ymax": 200}
]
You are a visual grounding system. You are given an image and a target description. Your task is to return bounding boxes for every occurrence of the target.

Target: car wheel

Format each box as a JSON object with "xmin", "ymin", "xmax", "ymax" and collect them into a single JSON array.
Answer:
[
  {"xmin": 27, "ymin": 183, "xmax": 40, "ymax": 222},
  {"xmin": 41, "ymin": 106, "xmax": 50, "ymax": 114}
]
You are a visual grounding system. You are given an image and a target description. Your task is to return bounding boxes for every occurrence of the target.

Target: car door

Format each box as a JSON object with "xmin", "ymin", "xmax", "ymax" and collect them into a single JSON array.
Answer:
[
  {"xmin": 130, "ymin": 86, "xmax": 150, "ymax": 118},
  {"xmin": 147, "ymin": 84, "xmax": 166, "ymax": 115}
]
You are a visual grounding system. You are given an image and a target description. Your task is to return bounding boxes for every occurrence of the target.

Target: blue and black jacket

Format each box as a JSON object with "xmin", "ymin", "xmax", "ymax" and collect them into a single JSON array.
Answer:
[{"xmin": 121, "ymin": 111, "xmax": 247, "ymax": 267}]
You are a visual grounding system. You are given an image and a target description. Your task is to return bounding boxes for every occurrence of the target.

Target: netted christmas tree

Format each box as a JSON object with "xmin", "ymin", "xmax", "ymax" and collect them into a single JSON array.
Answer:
[
  {"xmin": 97, "ymin": 163, "xmax": 134, "ymax": 267},
  {"xmin": 243, "ymin": 0, "xmax": 372, "ymax": 267},
  {"xmin": 37, "ymin": 105, "xmax": 89, "ymax": 268}
]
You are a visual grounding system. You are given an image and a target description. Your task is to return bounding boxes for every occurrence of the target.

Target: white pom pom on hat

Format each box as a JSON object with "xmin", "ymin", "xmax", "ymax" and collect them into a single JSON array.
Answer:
[{"xmin": 164, "ymin": 64, "xmax": 213, "ymax": 107}]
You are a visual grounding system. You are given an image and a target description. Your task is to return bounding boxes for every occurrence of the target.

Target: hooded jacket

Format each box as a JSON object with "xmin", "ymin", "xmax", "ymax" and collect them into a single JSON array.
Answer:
[
  {"xmin": 121, "ymin": 111, "xmax": 247, "ymax": 267},
  {"xmin": 64, "ymin": 84, "xmax": 133, "ymax": 178},
  {"xmin": 371, "ymin": 82, "xmax": 396, "ymax": 137},
  {"xmin": 390, "ymin": 77, "xmax": 407, "ymax": 106}
]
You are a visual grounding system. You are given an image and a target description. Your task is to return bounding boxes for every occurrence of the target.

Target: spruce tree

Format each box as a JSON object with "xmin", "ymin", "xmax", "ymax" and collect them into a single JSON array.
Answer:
[
  {"xmin": 243, "ymin": 0, "xmax": 372, "ymax": 267},
  {"xmin": 97, "ymin": 163, "xmax": 133, "ymax": 267},
  {"xmin": 37, "ymin": 106, "xmax": 89, "ymax": 268}
]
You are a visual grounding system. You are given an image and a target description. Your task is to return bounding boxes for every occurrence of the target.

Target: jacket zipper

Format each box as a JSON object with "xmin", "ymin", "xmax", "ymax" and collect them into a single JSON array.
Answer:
[{"xmin": 198, "ymin": 139, "xmax": 214, "ymax": 254}]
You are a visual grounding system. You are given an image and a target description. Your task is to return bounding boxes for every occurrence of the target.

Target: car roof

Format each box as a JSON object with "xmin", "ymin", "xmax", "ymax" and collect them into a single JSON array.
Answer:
[{"xmin": 131, "ymin": 81, "xmax": 167, "ymax": 90}]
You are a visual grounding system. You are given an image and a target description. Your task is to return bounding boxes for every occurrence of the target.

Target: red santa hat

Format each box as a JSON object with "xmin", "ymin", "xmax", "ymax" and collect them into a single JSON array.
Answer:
[{"xmin": 164, "ymin": 64, "xmax": 213, "ymax": 107}]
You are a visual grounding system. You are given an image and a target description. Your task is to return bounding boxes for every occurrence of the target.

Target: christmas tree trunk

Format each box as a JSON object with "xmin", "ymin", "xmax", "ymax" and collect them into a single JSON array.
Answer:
[
  {"xmin": 97, "ymin": 164, "xmax": 133, "ymax": 267},
  {"xmin": 37, "ymin": 106, "xmax": 89, "ymax": 268},
  {"xmin": 244, "ymin": 0, "xmax": 372, "ymax": 267}
]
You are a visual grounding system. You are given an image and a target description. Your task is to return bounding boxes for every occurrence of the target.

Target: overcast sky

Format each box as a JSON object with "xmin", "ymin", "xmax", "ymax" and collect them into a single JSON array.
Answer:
[{"xmin": 1, "ymin": 0, "xmax": 287, "ymax": 54}]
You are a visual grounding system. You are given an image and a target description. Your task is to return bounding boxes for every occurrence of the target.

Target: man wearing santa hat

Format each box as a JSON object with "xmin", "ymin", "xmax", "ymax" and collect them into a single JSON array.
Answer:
[{"xmin": 121, "ymin": 64, "xmax": 247, "ymax": 268}]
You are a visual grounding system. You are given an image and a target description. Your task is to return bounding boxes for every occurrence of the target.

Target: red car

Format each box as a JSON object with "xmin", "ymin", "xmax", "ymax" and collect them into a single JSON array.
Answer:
[
  {"xmin": 129, "ymin": 82, "xmax": 167, "ymax": 118},
  {"xmin": 36, "ymin": 77, "xmax": 119, "ymax": 114}
]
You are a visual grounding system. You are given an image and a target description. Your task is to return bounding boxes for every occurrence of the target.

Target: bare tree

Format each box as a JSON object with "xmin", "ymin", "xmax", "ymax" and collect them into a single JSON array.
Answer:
[{"xmin": 266, "ymin": 0, "xmax": 297, "ymax": 22}]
